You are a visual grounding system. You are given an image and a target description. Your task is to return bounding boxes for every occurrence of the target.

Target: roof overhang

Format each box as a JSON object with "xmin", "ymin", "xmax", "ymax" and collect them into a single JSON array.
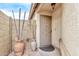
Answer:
[
  {"xmin": 28, "ymin": 3, "xmax": 40, "ymax": 20},
  {"xmin": 28, "ymin": 3, "xmax": 61, "ymax": 20}
]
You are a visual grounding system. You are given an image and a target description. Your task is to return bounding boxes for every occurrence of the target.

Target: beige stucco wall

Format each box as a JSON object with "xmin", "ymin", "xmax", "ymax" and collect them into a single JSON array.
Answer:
[
  {"xmin": 51, "ymin": 3, "xmax": 79, "ymax": 56},
  {"xmin": 0, "ymin": 11, "xmax": 12, "ymax": 55},
  {"xmin": 51, "ymin": 5, "xmax": 62, "ymax": 48},
  {"xmin": 61, "ymin": 3, "xmax": 79, "ymax": 56},
  {"xmin": 34, "ymin": 14, "xmax": 41, "ymax": 48}
]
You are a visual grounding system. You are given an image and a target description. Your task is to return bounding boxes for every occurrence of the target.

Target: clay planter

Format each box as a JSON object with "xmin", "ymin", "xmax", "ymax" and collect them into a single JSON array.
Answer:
[{"xmin": 14, "ymin": 40, "xmax": 25, "ymax": 56}]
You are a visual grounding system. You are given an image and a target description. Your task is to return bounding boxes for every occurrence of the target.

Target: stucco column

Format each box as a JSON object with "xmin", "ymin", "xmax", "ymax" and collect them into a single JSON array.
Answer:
[{"xmin": 36, "ymin": 14, "xmax": 41, "ymax": 48}]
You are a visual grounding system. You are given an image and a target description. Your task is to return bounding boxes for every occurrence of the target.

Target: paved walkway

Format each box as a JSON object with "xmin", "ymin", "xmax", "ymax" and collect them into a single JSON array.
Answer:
[
  {"xmin": 28, "ymin": 47, "xmax": 61, "ymax": 56},
  {"xmin": 21, "ymin": 41, "xmax": 61, "ymax": 56}
]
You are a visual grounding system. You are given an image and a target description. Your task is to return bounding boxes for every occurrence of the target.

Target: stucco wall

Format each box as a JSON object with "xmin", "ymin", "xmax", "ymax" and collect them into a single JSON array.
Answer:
[
  {"xmin": 34, "ymin": 14, "xmax": 40, "ymax": 48},
  {"xmin": 0, "ymin": 11, "xmax": 12, "ymax": 55},
  {"xmin": 51, "ymin": 6, "xmax": 62, "ymax": 48},
  {"xmin": 62, "ymin": 3, "xmax": 79, "ymax": 55}
]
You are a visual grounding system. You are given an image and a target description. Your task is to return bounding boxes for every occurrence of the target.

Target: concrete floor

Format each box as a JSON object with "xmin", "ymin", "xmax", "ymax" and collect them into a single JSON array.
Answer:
[
  {"xmin": 29, "ymin": 48, "xmax": 60, "ymax": 56},
  {"xmin": 28, "ymin": 45, "xmax": 61, "ymax": 56}
]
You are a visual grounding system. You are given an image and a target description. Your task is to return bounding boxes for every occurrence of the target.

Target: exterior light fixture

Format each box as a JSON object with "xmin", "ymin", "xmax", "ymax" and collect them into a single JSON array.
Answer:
[{"xmin": 51, "ymin": 3, "xmax": 56, "ymax": 10}]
